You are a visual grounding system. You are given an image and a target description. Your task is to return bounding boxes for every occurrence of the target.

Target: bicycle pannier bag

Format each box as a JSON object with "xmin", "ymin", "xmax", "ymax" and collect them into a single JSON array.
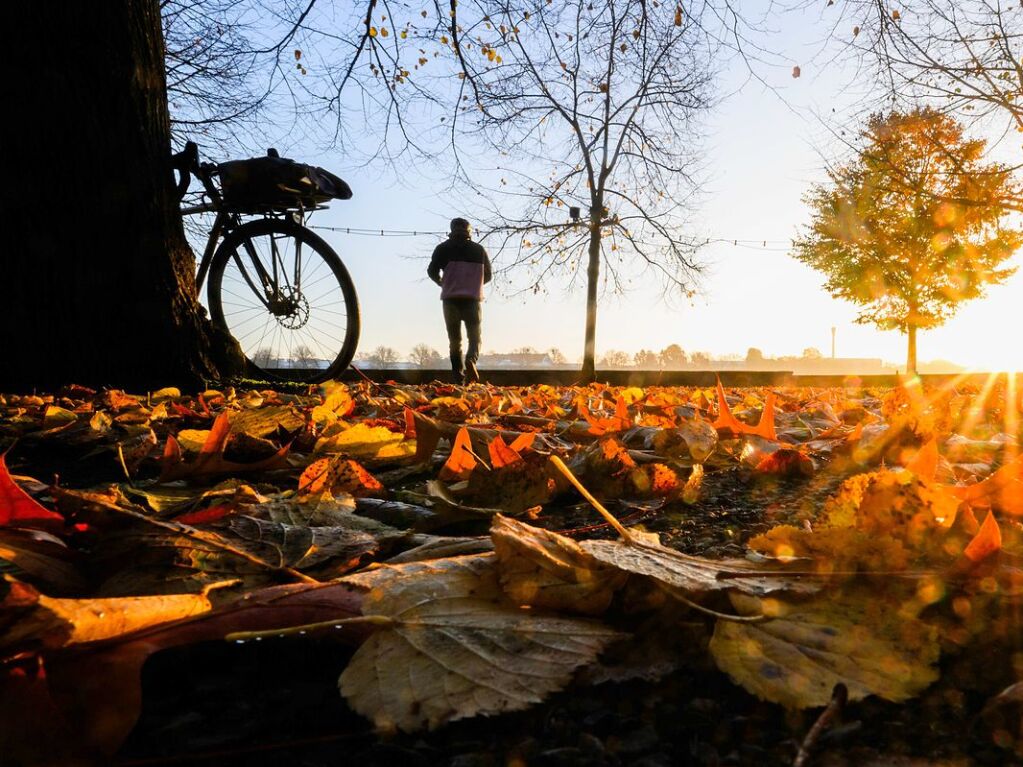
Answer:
[{"xmin": 218, "ymin": 156, "xmax": 353, "ymax": 210}]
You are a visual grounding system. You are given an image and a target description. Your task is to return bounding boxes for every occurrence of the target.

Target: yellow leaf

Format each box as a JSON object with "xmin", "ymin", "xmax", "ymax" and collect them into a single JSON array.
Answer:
[
  {"xmin": 710, "ymin": 590, "xmax": 939, "ymax": 708},
  {"xmin": 315, "ymin": 423, "xmax": 416, "ymax": 463}
]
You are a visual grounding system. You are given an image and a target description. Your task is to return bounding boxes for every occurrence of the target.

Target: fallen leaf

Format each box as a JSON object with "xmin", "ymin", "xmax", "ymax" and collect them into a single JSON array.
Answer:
[
  {"xmin": 581, "ymin": 538, "xmax": 819, "ymax": 596},
  {"xmin": 491, "ymin": 515, "xmax": 626, "ymax": 614},
  {"xmin": 299, "ymin": 457, "xmax": 386, "ymax": 498},
  {"xmin": 963, "ymin": 511, "xmax": 1001, "ymax": 563},
  {"xmin": 440, "ymin": 427, "xmax": 479, "ymax": 481},
  {"xmin": 160, "ymin": 412, "xmax": 290, "ymax": 482},
  {"xmin": 339, "ymin": 554, "xmax": 624, "ymax": 732},
  {"xmin": 0, "ymin": 454, "xmax": 64, "ymax": 532},
  {"xmin": 1, "ymin": 580, "xmax": 213, "ymax": 653},
  {"xmin": 710, "ymin": 590, "xmax": 939, "ymax": 708}
]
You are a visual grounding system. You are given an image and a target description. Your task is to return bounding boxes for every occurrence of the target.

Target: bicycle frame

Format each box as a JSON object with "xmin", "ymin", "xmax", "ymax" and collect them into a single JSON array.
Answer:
[{"xmin": 179, "ymin": 163, "xmax": 298, "ymax": 302}]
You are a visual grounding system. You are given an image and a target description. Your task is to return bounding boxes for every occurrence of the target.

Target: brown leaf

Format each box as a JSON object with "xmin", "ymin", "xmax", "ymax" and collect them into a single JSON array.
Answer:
[
  {"xmin": 581, "ymin": 538, "xmax": 820, "ymax": 596},
  {"xmin": 299, "ymin": 457, "xmax": 386, "ymax": 498},
  {"xmin": 491, "ymin": 515, "xmax": 626, "ymax": 614},
  {"xmin": 339, "ymin": 554, "xmax": 624, "ymax": 732}
]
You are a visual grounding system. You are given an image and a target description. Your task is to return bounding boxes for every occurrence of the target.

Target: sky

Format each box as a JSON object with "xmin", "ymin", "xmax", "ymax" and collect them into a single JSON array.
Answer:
[{"xmin": 193, "ymin": 3, "xmax": 1023, "ymax": 372}]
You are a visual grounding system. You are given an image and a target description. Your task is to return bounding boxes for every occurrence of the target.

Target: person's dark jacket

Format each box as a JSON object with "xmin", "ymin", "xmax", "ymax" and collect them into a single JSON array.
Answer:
[{"xmin": 427, "ymin": 235, "xmax": 492, "ymax": 300}]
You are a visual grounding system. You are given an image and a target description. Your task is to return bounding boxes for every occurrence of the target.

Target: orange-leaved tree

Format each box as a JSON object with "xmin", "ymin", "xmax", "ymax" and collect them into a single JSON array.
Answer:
[{"xmin": 794, "ymin": 108, "xmax": 1021, "ymax": 374}]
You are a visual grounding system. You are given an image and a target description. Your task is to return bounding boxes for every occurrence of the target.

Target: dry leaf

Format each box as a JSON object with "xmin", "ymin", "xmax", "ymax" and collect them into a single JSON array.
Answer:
[
  {"xmin": 339, "ymin": 554, "xmax": 624, "ymax": 732},
  {"xmin": 710, "ymin": 591, "xmax": 939, "ymax": 708},
  {"xmin": 491, "ymin": 515, "xmax": 626, "ymax": 614},
  {"xmin": 581, "ymin": 538, "xmax": 819, "ymax": 596}
]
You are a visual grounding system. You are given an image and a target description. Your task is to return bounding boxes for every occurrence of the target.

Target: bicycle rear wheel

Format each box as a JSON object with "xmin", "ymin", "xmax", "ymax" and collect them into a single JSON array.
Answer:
[{"xmin": 207, "ymin": 218, "xmax": 360, "ymax": 383}]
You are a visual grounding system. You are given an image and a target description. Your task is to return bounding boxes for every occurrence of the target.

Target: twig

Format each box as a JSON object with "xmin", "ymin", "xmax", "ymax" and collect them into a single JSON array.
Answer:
[
  {"xmin": 660, "ymin": 585, "xmax": 767, "ymax": 623},
  {"xmin": 793, "ymin": 683, "xmax": 848, "ymax": 767},
  {"xmin": 226, "ymin": 614, "xmax": 392, "ymax": 641},
  {"xmin": 549, "ymin": 454, "xmax": 635, "ymax": 541}
]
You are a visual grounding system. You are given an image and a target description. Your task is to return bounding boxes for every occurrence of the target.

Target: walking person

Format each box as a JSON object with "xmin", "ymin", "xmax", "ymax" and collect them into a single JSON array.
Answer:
[{"xmin": 427, "ymin": 218, "xmax": 492, "ymax": 384}]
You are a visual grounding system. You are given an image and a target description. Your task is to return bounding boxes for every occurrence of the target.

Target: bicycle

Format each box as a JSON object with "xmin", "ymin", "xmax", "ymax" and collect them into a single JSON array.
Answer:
[{"xmin": 172, "ymin": 142, "xmax": 360, "ymax": 384}]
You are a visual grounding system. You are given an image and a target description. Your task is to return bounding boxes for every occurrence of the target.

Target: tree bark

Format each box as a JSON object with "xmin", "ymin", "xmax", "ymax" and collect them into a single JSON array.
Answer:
[
  {"xmin": 580, "ymin": 214, "xmax": 602, "ymax": 383},
  {"xmin": 906, "ymin": 325, "xmax": 918, "ymax": 376},
  {"xmin": 3, "ymin": 0, "xmax": 234, "ymax": 391}
]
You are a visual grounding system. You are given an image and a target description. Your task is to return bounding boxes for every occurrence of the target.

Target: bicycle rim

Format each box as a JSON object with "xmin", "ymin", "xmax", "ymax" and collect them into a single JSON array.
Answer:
[{"xmin": 208, "ymin": 219, "xmax": 360, "ymax": 383}]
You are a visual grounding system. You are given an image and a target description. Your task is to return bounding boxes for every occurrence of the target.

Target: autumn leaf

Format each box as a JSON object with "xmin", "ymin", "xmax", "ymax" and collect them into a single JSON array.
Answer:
[
  {"xmin": 299, "ymin": 457, "xmax": 386, "ymax": 498},
  {"xmin": 316, "ymin": 421, "xmax": 416, "ymax": 463},
  {"xmin": 578, "ymin": 394, "xmax": 631, "ymax": 435},
  {"xmin": 0, "ymin": 454, "xmax": 64, "ymax": 532},
  {"xmin": 160, "ymin": 412, "xmax": 290, "ymax": 482},
  {"xmin": 676, "ymin": 415, "xmax": 718, "ymax": 463},
  {"xmin": 581, "ymin": 538, "xmax": 820, "ymax": 597},
  {"xmin": 491, "ymin": 514, "xmax": 626, "ymax": 614},
  {"xmin": 0, "ymin": 528, "xmax": 85, "ymax": 594},
  {"xmin": 339, "ymin": 554, "xmax": 624, "ymax": 732},
  {"xmin": 710, "ymin": 590, "xmax": 940, "ymax": 709},
  {"xmin": 712, "ymin": 381, "xmax": 777, "ymax": 441},
  {"xmin": 440, "ymin": 426, "xmax": 479, "ymax": 481},
  {"xmin": 1, "ymin": 580, "xmax": 214, "ymax": 653},
  {"xmin": 963, "ymin": 510, "xmax": 1001, "ymax": 563},
  {"xmin": 488, "ymin": 434, "xmax": 523, "ymax": 468},
  {"xmin": 951, "ymin": 454, "xmax": 1023, "ymax": 516}
]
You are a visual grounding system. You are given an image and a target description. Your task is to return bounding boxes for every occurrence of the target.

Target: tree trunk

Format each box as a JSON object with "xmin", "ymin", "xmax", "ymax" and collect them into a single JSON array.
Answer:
[
  {"xmin": 3, "ymin": 0, "xmax": 234, "ymax": 391},
  {"xmin": 580, "ymin": 213, "xmax": 602, "ymax": 383},
  {"xmin": 906, "ymin": 325, "xmax": 918, "ymax": 376}
]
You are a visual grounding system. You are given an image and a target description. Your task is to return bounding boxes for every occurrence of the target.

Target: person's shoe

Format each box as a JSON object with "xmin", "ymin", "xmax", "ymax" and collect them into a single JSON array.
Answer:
[{"xmin": 465, "ymin": 361, "xmax": 480, "ymax": 384}]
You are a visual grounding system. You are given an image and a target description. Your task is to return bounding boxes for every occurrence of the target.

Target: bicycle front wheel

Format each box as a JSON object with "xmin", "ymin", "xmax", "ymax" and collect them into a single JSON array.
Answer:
[{"xmin": 207, "ymin": 219, "xmax": 360, "ymax": 383}]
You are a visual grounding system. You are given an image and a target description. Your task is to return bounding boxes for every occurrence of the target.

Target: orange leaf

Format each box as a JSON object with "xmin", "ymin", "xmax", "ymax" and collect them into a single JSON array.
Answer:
[
  {"xmin": 159, "ymin": 413, "xmax": 290, "ymax": 482},
  {"xmin": 964, "ymin": 511, "xmax": 1001, "ymax": 563},
  {"xmin": 0, "ymin": 454, "xmax": 64, "ymax": 532},
  {"xmin": 175, "ymin": 503, "xmax": 235, "ymax": 526},
  {"xmin": 440, "ymin": 427, "xmax": 478, "ymax": 481},
  {"xmin": 906, "ymin": 438, "xmax": 939, "ymax": 481},
  {"xmin": 712, "ymin": 380, "xmax": 776, "ymax": 441},
  {"xmin": 951, "ymin": 454, "xmax": 1023, "ymax": 515},
  {"xmin": 403, "ymin": 407, "xmax": 417, "ymax": 439},
  {"xmin": 754, "ymin": 392, "xmax": 778, "ymax": 441},
  {"xmin": 299, "ymin": 457, "xmax": 385, "ymax": 498},
  {"xmin": 199, "ymin": 412, "xmax": 231, "ymax": 456},
  {"xmin": 580, "ymin": 395, "xmax": 631, "ymax": 435},
  {"xmin": 508, "ymin": 432, "xmax": 536, "ymax": 453},
  {"xmin": 488, "ymin": 435, "xmax": 523, "ymax": 469}
]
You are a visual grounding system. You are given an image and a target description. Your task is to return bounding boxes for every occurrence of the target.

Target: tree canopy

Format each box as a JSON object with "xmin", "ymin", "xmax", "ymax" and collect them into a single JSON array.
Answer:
[{"xmin": 794, "ymin": 108, "xmax": 1021, "ymax": 373}]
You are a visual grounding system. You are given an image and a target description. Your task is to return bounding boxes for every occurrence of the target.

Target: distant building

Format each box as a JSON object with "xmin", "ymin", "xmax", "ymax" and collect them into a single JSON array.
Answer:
[{"xmin": 478, "ymin": 352, "xmax": 555, "ymax": 368}]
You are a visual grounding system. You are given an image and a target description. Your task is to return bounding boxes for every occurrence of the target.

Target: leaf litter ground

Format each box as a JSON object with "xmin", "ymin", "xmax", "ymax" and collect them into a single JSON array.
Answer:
[{"xmin": 1, "ymin": 379, "xmax": 1022, "ymax": 766}]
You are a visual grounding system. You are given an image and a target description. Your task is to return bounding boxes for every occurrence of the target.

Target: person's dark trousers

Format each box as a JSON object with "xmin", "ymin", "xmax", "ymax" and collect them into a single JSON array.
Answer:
[{"xmin": 443, "ymin": 298, "xmax": 482, "ymax": 383}]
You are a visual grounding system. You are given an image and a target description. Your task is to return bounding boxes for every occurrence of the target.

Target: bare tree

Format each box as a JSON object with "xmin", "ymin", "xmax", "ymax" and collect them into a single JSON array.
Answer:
[
  {"xmin": 410, "ymin": 343, "xmax": 443, "ymax": 367},
  {"xmin": 547, "ymin": 347, "xmax": 567, "ymax": 364},
  {"xmin": 293, "ymin": 344, "xmax": 318, "ymax": 368},
  {"xmin": 252, "ymin": 347, "xmax": 275, "ymax": 368},
  {"xmin": 841, "ymin": 2, "xmax": 1023, "ymax": 136},
  {"xmin": 367, "ymin": 346, "xmax": 401, "ymax": 367},
  {"xmin": 634, "ymin": 349, "xmax": 658, "ymax": 368},
  {"xmin": 600, "ymin": 350, "xmax": 631, "ymax": 368},
  {"xmin": 446, "ymin": 1, "xmax": 751, "ymax": 381}
]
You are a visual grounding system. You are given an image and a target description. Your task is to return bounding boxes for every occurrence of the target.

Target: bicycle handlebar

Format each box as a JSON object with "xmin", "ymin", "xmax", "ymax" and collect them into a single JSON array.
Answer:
[{"xmin": 171, "ymin": 141, "xmax": 200, "ymax": 202}]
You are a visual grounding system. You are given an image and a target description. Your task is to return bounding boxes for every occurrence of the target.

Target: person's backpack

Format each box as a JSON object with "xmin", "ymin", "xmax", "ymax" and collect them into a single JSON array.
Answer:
[{"xmin": 217, "ymin": 149, "xmax": 352, "ymax": 211}]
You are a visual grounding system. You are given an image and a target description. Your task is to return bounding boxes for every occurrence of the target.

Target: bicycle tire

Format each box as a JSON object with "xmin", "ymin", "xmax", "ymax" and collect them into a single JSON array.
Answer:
[{"xmin": 207, "ymin": 218, "xmax": 360, "ymax": 383}]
